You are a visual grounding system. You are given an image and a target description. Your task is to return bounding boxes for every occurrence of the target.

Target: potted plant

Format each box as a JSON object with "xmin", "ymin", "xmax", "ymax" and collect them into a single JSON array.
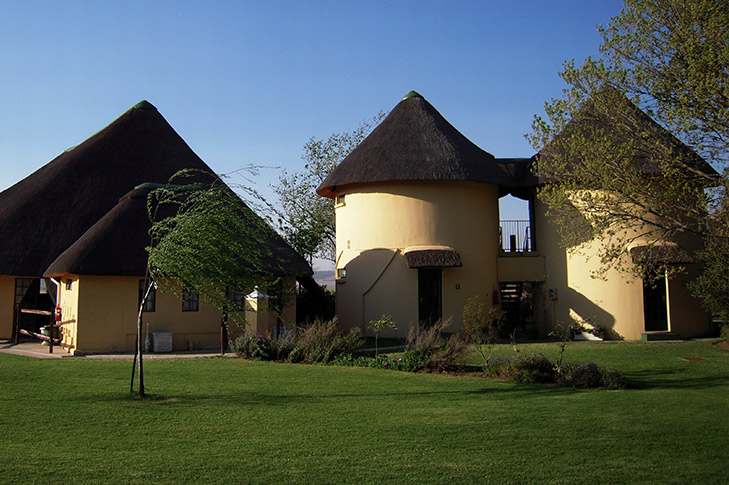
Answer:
[{"xmin": 571, "ymin": 323, "xmax": 605, "ymax": 341}]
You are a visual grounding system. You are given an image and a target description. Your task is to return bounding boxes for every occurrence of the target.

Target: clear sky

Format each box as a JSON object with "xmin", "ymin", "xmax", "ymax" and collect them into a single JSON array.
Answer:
[{"xmin": 0, "ymin": 0, "xmax": 625, "ymax": 267}]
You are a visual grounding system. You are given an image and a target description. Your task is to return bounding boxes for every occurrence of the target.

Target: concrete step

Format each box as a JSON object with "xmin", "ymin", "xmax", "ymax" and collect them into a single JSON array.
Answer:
[{"xmin": 641, "ymin": 332, "xmax": 681, "ymax": 341}]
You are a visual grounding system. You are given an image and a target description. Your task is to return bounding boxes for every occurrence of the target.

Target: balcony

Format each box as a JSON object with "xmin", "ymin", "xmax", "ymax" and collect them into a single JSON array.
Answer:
[
  {"xmin": 499, "ymin": 220, "xmax": 533, "ymax": 253},
  {"xmin": 498, "ymin": 220, "xmax": 545, "ymax": 282}
]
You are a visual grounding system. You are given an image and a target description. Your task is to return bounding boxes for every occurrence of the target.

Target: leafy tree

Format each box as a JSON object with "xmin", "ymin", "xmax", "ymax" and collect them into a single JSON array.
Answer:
[
  {"xmin": 462, "ymin": 296, "xmax": 502, "ymax": 367},
  {"xmin": 132, "ymin": 169, "xmax": 284, "ymax": 397},
  {"xmin": 529, "ymin": 0, "xmax": 728, "ymax": 312},
  {"xmin": 274, "ymin": 112, "xmax": 385, "ymax": 263},
  {"xmin": 368, "ymin": 314, "xmax": 397, "ymax": 356}
]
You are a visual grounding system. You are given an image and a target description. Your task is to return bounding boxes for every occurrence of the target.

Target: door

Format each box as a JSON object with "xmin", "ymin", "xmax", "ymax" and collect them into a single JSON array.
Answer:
[
  {"xmin": 14, "ymin": 278, "xmax": 54, "ymax": 332},
  {"xmin": 643, "ymin": 272, "xmax": 668, "ymax": 331},
  {"xmin": 418, "ymin": 268, "xmax": 442, "ymax": 326}
]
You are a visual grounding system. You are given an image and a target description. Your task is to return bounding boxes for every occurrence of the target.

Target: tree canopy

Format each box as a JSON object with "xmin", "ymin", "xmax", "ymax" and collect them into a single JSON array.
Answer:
[
  {"xmin": 274, "ymin": 112, "xmax": 385, "ymax": 263},
  {"xmin": 146, "ymin": 169, "xmax": 283, "ymax": 316},
  {"xmin": 529, "ymin": 0, "xmax": 728, "ymax": 314}
]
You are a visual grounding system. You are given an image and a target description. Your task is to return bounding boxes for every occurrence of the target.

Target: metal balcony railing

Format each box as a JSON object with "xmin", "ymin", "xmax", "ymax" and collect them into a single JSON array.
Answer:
[{"xmin": 499, "ymin": 220, "xmax": 533, "ymax": 252}]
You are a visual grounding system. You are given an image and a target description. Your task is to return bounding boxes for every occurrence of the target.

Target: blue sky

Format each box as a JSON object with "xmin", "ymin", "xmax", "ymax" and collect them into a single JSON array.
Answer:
[{"xmin": 0, "ymin": 0, "xmax": 624, "ymax": 266}]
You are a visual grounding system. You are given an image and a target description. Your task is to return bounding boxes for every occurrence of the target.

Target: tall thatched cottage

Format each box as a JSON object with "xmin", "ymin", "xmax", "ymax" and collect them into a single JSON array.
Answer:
[
  {"xmin": 0, "ymin": 101, "xmax": 311, "ymax": 354},
  {"xmin": 317, "ymin": 91, "xmax": 715, "ymax": 341}
]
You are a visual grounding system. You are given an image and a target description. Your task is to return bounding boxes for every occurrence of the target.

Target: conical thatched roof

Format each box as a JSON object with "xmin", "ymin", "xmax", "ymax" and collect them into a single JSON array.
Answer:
[
  {"xmin": 44, "ymin": 186, "xmax": 311, "ymax": 278},
  {"xmin": 43, "ymin": 187, "xmax": 156, "ymax": 277},
  {"xmin": 537, "ymin": 88, "xmax": 718, "ymax": 181},
  {"xmin": 317, "ymin": 91, "xmax": 515, "ymax": 198},
  {"xmin": 1, "ymin": 101, "xmax": 310, "ymax": 278}
]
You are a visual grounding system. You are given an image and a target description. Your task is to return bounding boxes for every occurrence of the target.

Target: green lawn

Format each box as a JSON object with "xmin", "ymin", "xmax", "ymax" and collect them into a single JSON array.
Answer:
[{"xmin": 1, "ymin": 341, "xmax": 727, "ymax": 484}]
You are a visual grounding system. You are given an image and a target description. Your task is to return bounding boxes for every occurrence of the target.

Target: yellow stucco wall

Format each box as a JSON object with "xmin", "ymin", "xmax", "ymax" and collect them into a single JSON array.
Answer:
[
  {"xmin": 533, "ymin": 198, "xmax": 711, "ymax": 340},
  {"xmin": 0, "ymin": 275, "xmax": 14, "ymax": 339},
  {"xmin": 52, "ymin": 275, "xmax": 296, "ymax": 354},
  {"xmin": 239, "ymin": 276, "xmax": 297, "ymax": 336},
  {"xmin": 334, "ymin": 181, "xmax": 500, "ymax": 337},
  {"xmin": 58, "ymin": 276, "xmax": 80, "ymax": 351}
]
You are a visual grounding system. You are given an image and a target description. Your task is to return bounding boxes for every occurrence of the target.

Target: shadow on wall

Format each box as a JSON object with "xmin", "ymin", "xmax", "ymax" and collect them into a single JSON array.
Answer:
[
  {"xmin": 541, "ymin": 205, "xmax": 618, "ymax": 338},
  {"xmin": 563, "ymin": 286, "xmax": 618, "ymax": 338},
  {"xmin": 338, "ymin": 248, "xmax": 394, "ymax": 332}
]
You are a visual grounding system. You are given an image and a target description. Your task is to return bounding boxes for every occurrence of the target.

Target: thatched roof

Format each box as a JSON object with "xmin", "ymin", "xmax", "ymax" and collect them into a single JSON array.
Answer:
[
  {"xmin": 43, "ymin": 187, "xmax": 156, "ymax": 277},
  {"xmin": 317, "ymin": 91, "xmax": 516, "ymax": 198},
  {"xmin": 537, "ymin": 88, "xmax": 718, "ymax": 181},
  {"xmin": 403, "ymin": 246, "xmax": 462, "ymax": 268},
  {"xmin": 1, "ymin": 100, "xmax": 310, "ymax": 278},
  {"xmin": 44, "ymin": 186, "xmax": 311, "ymax": 278},
  {"xmin": 629, "ymin": 244, "xmax": 695, "ymax": 265}
]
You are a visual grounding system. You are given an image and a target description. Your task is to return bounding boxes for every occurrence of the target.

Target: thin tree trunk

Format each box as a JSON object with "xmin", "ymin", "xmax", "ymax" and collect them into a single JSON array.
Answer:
[{"xmin": 134, "ymin": 275, "xmax": 153, "ymax": 397}]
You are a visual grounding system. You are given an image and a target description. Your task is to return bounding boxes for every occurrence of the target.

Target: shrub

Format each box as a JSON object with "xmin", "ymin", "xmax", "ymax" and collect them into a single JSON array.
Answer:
[
  {"xmin": 599, "ymin": 368, "xmax": 629, "ymax": 390},
  {"xmin": 330, "ymin": 353, "xmax": 430, "ymax": 373},
  {"xmin": 557, "ymin": 362, "xmax": 629, "ymax": 389},
  {"xmin": 268, "ymin": 335, "xmax": 295, "ymax": 361},
  {"xmin": 482, "ymin": 354, "xmax": 628, "ymax": 389},
  {"xmin": 505, "ymin": 354, "xmax": 556, "ymax": 384},
  {"xmin": 559, "ymin": 362, "xmax": 603, "ymax": 388},
  {"xmin": 292, "ymin": 318, "xmax": 363, "ymax": 363},
  {"xmin": 720, "ymin": 322, "xmax": 729, "ymax": 342},
  {"xmin": 230, "ymin": 334, "xmax": 271, "ymax": 360},
  {"xmin": 462, "ymin": 296, "xmax": 502, "ymax": 366},
  {"xmin": 404, "ymin": 319, "xmax": 468, "ymax": 371},
  {"xmin": 287, "ymin": 346, "xmax": 304, "ymax": 363}
]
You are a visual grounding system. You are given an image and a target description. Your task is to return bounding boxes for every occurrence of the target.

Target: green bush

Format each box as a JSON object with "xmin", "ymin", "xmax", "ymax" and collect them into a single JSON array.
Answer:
[
  {"xmin": 492, "ymin": 354, "xmax": 555, "ymax": 384},
  {"xmin": 230, "ymin": 334, "xmax": 271, "ymax": 360},
  {"xmin": 268, "ymin": 335, "xmax": 295, "ymax": 361},
  {"xmin": 287, "ymin": 346, "xmax": 304, "ymax": 363},
  {"xmin": 557, "ymin": 362, "xmax": 628, "ymax": 389},
  {"xmin": 483, "ymin": 354, "xmax": 628, "ymax": 389},
  {"xmin": 231, "ymin": 318, "xmax": 363, "ymax": 364},
  {"xmin": 404, "ymin": 319, "xmax": 468, "ymax": 371},
  {"xmin": 330, "ymin": 352, "xmax": 431, "ymax": 372},
  {"xmin": 291, "ymin": 318, "xmax": 363, "ymax": 363},
  {"xmin": 462, "ymin": 295, "xmax": 502, "ymax": 366},
  {"xmin": 559, "ymin": 362, "xmax": 602, "ymax": 388}
]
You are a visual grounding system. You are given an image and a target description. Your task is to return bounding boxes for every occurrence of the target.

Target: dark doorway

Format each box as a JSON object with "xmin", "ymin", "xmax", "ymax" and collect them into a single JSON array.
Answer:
[
  {"xmin": 643, "ymin": 273, "xmax": 668, "ymax": 331},
  {"xmin": 418, "ymin": 268, "xmax": 442, "ymax": 326},
  {"xmin": 14, "ymin": 278, "xmax": 55, "ymax": 332}
]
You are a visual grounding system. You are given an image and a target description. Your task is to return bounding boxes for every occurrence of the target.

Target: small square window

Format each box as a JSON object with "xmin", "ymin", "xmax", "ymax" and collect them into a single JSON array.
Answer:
[
  {"xmin": 335, "ymin": 194, "xmax": 346, "ymax": 207},
  {"xmin": 337, "ymin": 268, "xmax": 347, "ymax": 279},
  {"xmin": 227, "ymin": 287, "xmax": 245, "ymax": 311},
  {"xmin": 182, "ymin": 284, "xmax": 199, "ymax": 312}
]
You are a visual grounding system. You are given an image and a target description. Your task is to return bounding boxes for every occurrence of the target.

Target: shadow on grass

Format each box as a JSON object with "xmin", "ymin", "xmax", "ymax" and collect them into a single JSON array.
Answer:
[
  {"xmin": 626, "ymin": 370, "xmax": 727, "ymax": 390},
  {"xmin": 104, "ymin": 381, "xmax": 584, "ymax": 406}
]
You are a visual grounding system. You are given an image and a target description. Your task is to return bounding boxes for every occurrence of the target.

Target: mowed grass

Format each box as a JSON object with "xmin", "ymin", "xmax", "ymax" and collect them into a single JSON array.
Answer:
[{"xmin": 0, "ymin": 340, "xmax": 727, "ymax": 484}]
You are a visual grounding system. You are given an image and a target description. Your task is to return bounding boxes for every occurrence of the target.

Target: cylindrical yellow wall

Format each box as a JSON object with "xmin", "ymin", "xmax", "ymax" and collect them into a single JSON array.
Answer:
[
  {"xmin": 533, "ymin": 198, "xmax": 711, "ymax": 340},
  {"xmin": 334, "ymin": 181, "xmax": 500, "ymax": 336}
]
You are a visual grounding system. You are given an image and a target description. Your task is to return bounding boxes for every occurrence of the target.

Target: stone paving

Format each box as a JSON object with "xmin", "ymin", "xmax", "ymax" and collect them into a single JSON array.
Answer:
[{"xmin": 0, "ymin": 339, "xmax": 231, "ymax": 359}]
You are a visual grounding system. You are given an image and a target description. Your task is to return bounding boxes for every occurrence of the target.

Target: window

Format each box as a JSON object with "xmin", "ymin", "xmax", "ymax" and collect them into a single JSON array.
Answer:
[
  {"xmin": 182, "ymin": 284, "xmax": 199, "ymax": 312},
  {"xmin": 227, "ymin": 287, "xmax": 245, "ymax": 311},
  {"xmin": 337, "ymin": 268, "xmax": 347, "ymax": 280},
  {"xmin": 335, "ymin": 194, "xmax": 346, "ymax": 207},
  {"xmin": 138, "ymin": 280, "xmax": 156, "ymax": 312}
]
